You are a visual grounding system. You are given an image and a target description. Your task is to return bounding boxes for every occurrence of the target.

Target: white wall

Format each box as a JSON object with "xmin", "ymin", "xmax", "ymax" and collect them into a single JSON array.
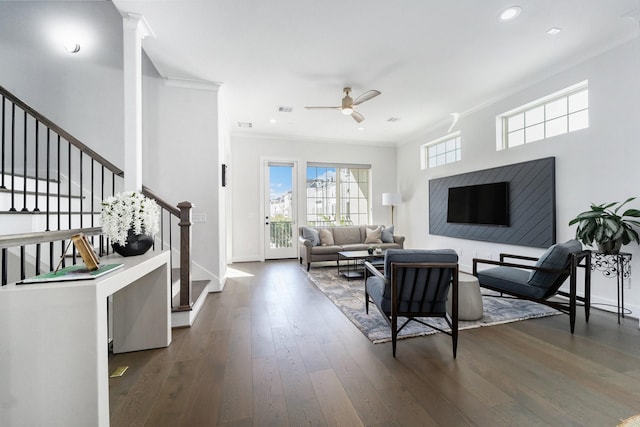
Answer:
[
  {"xmin": 397, "ymin": 39, "xmax": 640, "ymax": 315},
  {"xmin": 142, "ymin": 69, "xmax": 225, "ymax": 290},
  {"xmin": 230, "ymin": 136, "xmax": 397, "ymax": 262},
  {"xmin": 0, "ymin": 2, "xmax": 125, "ymax": 168}
]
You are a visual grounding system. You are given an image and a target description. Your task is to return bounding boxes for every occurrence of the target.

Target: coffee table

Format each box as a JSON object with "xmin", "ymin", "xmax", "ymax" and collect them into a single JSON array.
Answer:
[{"xmin": 338, "ymin": 250, "xmax": 385, "ymax": 280}]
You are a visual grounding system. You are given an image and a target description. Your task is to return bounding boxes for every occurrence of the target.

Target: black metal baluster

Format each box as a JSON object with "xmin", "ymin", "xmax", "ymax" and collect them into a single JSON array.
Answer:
[
  {"xmin": 100, "ymin": 165, "xmax": 105, "ymax": 255},
  {"xmin": 90, "ymin": 159, "xmax": 94, "ymax": 227},
  {"xmin": 169, "ymin": 214, "xmax": 173, "ymax": 307},
  {"xmin": 169, "ymin": 214, "xmax": 173, "ymax": 257},
  {"xmin": 79, "ymin": 150, "xmax": 83, "ymax": 228},
  {"xmin": 46, "ymin": 129, "xmax": 50, "ymax": 230},
  {"xmin": 68, "ymin": 141, "xmax": 75, "ymax": 261},
  {"xmin": 90, "ymin": 159, "xmax": 95, "ymax": 249},
  {"xmin": 1, "ymin": 94, "xmax": 5, "ymax": 189},
  {"xmin": 33, "ymin": 120, "xmax": 40, "ymax": 212},
  {"xmin": 1, "ymin": 248, "xmax": 6, "ymax": 286},
  {"xmin": 36, "ymin": 243, "xmax": 41, "ymax": 275},
  {"xmin": 160, "ymin": 210, "xmax": 164, "ymax": 250},
  {"xmin": 57, "ymin": 135, "xmax": 61, "ymax": 232},
  {"xmin": 61, "ymin": 239, "xmax": 66, "ymax": 269},
  {"xmin": 68, "ymin": 140, "xmax": 71, "ymax": 231},
  {"xmin": 49, "ymin": 241, "xmax": 54, "ymax": 272},
  {"xmin": 10, "ymin": 103, "xmax": 15, "ymax": 211},
  {"xmin": 20, "ymin": 245, "xmax": 25, "ymax": 280},
  {"xmin": 21, "ymin": 110, "xmax": 28, "ymax": 211}
]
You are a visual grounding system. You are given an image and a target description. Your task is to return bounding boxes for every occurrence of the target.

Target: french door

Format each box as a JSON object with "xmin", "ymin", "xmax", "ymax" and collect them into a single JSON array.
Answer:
[{"xmin": 264, "ymin": 161, "xmax": 297, "ymax": 259}]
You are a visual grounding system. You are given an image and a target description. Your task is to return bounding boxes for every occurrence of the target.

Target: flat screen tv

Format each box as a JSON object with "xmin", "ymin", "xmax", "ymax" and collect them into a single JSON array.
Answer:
[{"xmin": 447, "ymin": 182, "xmax": 509, "ymax": 226}]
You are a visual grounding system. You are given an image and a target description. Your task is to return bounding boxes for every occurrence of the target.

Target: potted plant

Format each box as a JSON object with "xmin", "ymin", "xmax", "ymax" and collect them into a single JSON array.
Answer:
[
  {"xmin": 100, "ymin": 191, "xmax": 160, "ymax": 256},
  {"xmin": 568, "ymin": 198, "xmax": 640, "ymax": 254}
]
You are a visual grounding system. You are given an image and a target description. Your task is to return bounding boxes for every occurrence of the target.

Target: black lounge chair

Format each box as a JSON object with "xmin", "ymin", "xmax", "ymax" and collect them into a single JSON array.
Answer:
[
  {"xmin": 472, "ymin": 240, "xmax": 591, "ymax": 333},
  {"xmin": 364, "ymin": 249, "xmax": 459, "ymax": 357}
]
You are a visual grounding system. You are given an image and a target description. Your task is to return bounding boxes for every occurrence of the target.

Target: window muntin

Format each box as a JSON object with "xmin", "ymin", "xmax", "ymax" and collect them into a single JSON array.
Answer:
[
  {"xmin": 306, "ymin": 164, "xmax": 370, "ymax": 226},
  {"xmin": 421, "ymin": 132, "xmax": 461, "ymax": 169},
  {"xmin": 499, "ymin": 81, "xmax": 588, "ymax": 150}
]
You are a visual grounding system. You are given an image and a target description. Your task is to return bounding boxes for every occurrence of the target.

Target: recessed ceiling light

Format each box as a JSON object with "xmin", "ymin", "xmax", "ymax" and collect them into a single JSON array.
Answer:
[
  {"xmin": 269, "ymin": 119, "xmax": 277, "ymax": 124},
  {"xmin": 547, "ymin": 27, "xmax": 562, "ymax": 35},
  {"xmin": 357, "ymin": 127, "xmax": 365, "ymax": 131},
  {"xmin": 64, "ymin": 41, "xmax": 80, "ymax": 53},
  {"xmin": 499, "ymin": 6, "xmax": 521, "ymax": 22}
]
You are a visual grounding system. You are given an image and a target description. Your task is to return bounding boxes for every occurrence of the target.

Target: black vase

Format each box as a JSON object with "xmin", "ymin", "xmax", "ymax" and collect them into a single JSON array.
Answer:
[
  {"xmin": 597, "ymin": 240, "xmax": 623, "ymax": 255},
  {"xmin": 112, "ymin": 229, "xmax": 154, "ymax": 257}
]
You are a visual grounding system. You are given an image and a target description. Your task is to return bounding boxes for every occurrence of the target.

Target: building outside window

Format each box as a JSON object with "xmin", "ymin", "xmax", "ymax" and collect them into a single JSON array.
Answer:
[{"xmin": 306, "ymin": 163, "xmax": 370, "ymax": 226}]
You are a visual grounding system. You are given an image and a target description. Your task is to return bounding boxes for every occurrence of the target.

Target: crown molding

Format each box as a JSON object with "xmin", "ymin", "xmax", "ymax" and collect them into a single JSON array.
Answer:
[{"xmin": 163, "ymin": 77, "xmax": 222, "ymax": 91}]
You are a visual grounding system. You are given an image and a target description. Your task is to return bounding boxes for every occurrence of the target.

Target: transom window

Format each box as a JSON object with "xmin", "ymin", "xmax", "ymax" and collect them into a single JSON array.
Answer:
[
  {"xmin": 306, "ymin": 163, "xmax": 370, "ymax": 226},
  {"xmin": 498, "ymin": 81, "xmax": 589, "ymax": 150},
  {"xmin": 421, "ymin": 132, "xmax": 461, "ymax": 169}
]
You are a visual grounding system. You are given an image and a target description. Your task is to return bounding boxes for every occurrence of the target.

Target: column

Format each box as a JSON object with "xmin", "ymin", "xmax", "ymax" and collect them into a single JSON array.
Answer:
[{"xmin": 123, "ymin": 13, "xmax": 154, "ymax": 192}]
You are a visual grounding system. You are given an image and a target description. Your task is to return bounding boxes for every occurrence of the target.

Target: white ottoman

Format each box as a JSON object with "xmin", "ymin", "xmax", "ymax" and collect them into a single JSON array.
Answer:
[{"xmin": 447, "ymin": 272, "xmax": 484, "ymax": 321}]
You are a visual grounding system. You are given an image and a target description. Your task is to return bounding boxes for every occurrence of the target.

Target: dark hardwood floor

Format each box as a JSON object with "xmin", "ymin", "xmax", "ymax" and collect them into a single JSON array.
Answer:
[{"xmin": 109, "ymin": 260, "xmax": 640, "ymax": 426}]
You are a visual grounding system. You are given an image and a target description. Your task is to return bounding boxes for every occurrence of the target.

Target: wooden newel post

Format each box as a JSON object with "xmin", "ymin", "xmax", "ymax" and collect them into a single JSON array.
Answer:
[{"xmin": 177, "ymin": 201, "xmax": 193, "ymax": 310}]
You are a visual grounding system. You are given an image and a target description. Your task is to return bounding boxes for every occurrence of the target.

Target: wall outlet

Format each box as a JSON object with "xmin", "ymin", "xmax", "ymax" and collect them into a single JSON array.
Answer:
[{"xmin": 192, "ymin": 213, "xmax": 207, "ymax": 223}]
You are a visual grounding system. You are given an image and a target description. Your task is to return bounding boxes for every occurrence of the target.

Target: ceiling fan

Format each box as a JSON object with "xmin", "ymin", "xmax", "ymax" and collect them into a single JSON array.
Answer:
[{"xmin": 305, "ymin": 87, "xmax": 381, "ymax": 123}]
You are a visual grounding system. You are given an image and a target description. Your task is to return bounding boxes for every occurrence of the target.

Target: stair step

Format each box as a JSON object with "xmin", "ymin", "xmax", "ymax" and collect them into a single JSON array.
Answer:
[
  {"xmin": 0, "ymin": 210, "xmax": 100, "ymax": 215},
  {"xmin": 0, "ymin": 211, "xmax": 101, "ymax": 234},
  {"xmin": 172, "ymin": 279, "xmax": 209, "ymax": 311},
  {"xmin": 0, "ymin": 188, "xmax": 83, "ymax": 199},
  {"xmin": 1, "ymin": 173, "xmax": 60, "ymax": 193},
  {"xmin": 0, "ymin": 190, "xmax": 92, "ymax": 212}
]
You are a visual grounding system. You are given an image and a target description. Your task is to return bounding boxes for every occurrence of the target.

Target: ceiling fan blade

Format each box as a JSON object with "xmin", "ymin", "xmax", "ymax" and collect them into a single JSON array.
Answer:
[
  {"xmin": 353, "ymin": 90, "xmax": 381, "ymax": 106},
  {"xmin": 305, "ymin": 106, "xmax": 341, "ymax": 110},
  {"xmin": 351, "ymin": 111, "xmax": 365, "ymax": 123}
]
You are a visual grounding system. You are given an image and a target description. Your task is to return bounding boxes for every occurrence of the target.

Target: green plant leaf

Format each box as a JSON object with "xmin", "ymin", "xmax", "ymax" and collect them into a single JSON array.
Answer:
[
  {"xmin": 622, "ymin": 208, "xmax": 640, "ymax": 218},
  {"xmin": 594, "ymin": 227, "xmax": 605, "ymax": 242},
  {"xmin": 614, "ymin": 197, "xmax": 636, "ymax": 213},
  {"xmin": 601, "ymin": 201, "xmax": 619, "ymax": 210},
  {"xmin": 574, "ymin": 211, "xmax": 605, "ymax": 220},
  {"xmin": 613, "ymin": 226, "xmax": 625, "ymax": 241},
  {"xmin": 603, "ymin": 217, "xmax": 621, "ymax": 233}
]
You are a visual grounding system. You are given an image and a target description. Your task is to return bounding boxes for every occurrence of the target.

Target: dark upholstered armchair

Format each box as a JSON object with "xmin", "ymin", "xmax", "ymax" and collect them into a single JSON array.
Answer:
[
  {"xmin": 364, "ymin": 249, "xmax": 459, "ymax": 357},
  {"xmin": 472, "ymin": 240, "xmax": 591, "ymax": 333}
]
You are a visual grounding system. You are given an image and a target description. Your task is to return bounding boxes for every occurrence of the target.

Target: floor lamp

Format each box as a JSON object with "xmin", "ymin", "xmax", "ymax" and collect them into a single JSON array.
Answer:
[{"xmin": 382, "ymin": 192, "xmax": 401, "ymax": 225}]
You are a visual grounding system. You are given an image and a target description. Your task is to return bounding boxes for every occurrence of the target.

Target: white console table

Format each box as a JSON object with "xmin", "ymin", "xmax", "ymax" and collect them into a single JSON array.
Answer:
[{"xmin": 0, "ymin": 250, "xmax": 171, "ymax": 426}]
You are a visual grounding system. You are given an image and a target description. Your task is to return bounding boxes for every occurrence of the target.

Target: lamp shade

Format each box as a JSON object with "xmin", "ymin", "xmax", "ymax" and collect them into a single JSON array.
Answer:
[{"xmin": 382, "ymin": 192, "xmax": 401, "ymax": 206}]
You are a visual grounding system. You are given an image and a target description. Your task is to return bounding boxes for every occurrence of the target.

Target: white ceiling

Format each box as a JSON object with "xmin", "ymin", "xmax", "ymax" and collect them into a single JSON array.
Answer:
[{"xmin": 54, "ymin": 1, "xmax": 640, "ymax": 145}]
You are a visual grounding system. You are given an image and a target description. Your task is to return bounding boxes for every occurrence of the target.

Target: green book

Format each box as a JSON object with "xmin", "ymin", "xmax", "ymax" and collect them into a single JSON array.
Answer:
[{"xmin": 20, "ymin": 263, "xmax": 124, "ymax": 284}]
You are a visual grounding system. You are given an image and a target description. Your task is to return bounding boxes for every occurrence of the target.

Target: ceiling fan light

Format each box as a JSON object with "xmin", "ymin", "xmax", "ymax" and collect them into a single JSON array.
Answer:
[{"xmin": 342, "ymin": 107, "xmax": 353, "ymax": 115}]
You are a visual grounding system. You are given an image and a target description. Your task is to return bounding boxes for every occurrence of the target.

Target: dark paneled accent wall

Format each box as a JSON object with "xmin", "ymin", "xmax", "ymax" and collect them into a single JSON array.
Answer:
[{"xmin": 429, "ymin": 157, "xmax": 556, "ymax": 248}]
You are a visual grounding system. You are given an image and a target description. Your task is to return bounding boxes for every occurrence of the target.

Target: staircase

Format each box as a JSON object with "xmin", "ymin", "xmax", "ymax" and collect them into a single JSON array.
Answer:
[{"xmin": 0, "ymin": 84, "xmax": 206, "ymax": 327}]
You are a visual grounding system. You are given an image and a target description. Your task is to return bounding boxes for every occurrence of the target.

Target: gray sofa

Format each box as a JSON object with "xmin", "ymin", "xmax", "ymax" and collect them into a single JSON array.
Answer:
[{"xmin": 299, "ymin": 225, "xmax": 405, "ymax": 271}]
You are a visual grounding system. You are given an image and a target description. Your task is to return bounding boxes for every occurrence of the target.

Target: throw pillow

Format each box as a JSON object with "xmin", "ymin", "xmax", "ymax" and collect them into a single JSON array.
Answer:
[
  {"xmin": 528, "ymin": 240, "xmax": 582, "ymax": 288},
  {"xmin": 381, "ymin": 225, "xmax": 395, "ymax": 243},
  {"xmin": 301, "ymin": 226, "xmax": 320, "ymax": 246},
  {"xmin": 319, "ymin": 228, "xmax": 334, "ymax": 246},
  {"xmin": 365, "ymin": 226, "xmax": 383, "ymax": 244}
]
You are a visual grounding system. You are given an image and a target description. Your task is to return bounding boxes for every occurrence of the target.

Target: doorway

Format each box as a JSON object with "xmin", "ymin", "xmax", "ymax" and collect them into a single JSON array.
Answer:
[{"xmin": 264, "ymin": 161, "xmax": 297, "ymax": 259}]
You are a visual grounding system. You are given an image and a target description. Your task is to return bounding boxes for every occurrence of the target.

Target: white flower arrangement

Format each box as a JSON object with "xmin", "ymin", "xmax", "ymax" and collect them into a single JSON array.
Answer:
[{"xmin": 100, "ymin": 192, "xmax": 160, "ymax": 246}]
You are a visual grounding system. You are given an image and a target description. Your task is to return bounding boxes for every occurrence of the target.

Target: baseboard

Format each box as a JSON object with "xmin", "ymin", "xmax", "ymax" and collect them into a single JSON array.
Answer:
[{"xmin": 171, "ymin": 286, "xmax": 208, "ymax": 328}]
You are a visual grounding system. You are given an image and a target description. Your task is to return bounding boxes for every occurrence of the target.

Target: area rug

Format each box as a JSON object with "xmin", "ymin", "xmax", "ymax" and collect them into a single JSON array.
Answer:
[{"xmin": 305, "ymin": 267, "xmax": 561, "ymax": 344}]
